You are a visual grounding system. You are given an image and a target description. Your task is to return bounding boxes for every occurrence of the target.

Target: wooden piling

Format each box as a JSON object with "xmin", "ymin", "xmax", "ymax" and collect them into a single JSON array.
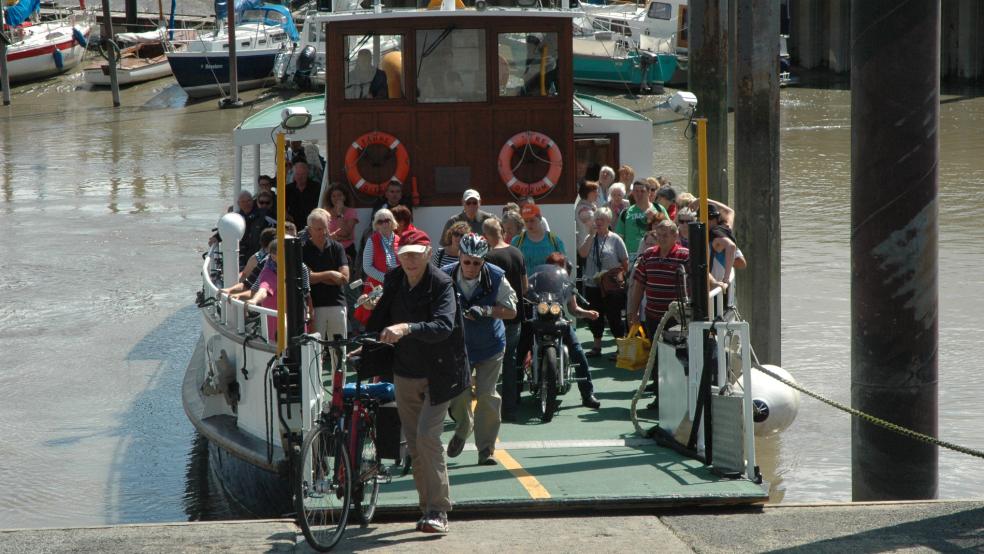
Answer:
[
  {"xmin": 850, "ymin": 0, "xmax": 939, "ymax": 501},
  {"xmin": 734, "ymin": 0, "xmax": 781, "ymax": 365},
  {"xmin": 100, "ymin": 0, "xmax": 121, "ymax": 107},
  {"xmin": 1, "ymin": 2, "xmax": 11, "ymax": 105},
  {"xmin": 688, "ymin": 0, "xmax": 729, "ymax": 203}
]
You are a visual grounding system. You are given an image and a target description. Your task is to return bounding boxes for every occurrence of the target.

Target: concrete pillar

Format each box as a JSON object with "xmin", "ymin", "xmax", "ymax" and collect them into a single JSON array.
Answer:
[
  {"xmin": 790, "ymin": 0, "xmax": 821, "ymax": 69},
  {"xmin": 851, "ymin": 0, "xmax": 939, "ymax": 501},
  {"xmin": 734, "ymin": 0, "xmax": 781, "ymax": 365},
  {"xmin": 957, "ymin": 0, "xmax": 983, "ymax": 80},
  {"xmin": 941, "ymin": 0, "xmax": 959, "ymax": 79},
  {"xmin": 827, "ymin": 0, "xmax": 851, "ymax": 72},
  {"xmin": 688, "ymin": 0, "xmax": 730, "ymax": 203}
]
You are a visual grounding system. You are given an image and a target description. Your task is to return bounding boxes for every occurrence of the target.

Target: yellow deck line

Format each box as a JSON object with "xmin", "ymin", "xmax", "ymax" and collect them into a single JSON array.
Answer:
[
  {"xmin": 467, "ymin": 397, "xmax": 551, "ymax": 499},
  {"xmin": 494, "ymin": 448, "xmax": 552, "ymax": 499}
]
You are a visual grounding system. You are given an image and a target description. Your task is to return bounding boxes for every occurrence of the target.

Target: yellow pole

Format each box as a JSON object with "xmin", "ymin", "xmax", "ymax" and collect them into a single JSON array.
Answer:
[
  {"xmin": 696, "ymin": 117, "xmax": 709, "ymax": 252},
  {"xmin": 275, "ymin": 132, "xmax": 286, "ymax": 355}
]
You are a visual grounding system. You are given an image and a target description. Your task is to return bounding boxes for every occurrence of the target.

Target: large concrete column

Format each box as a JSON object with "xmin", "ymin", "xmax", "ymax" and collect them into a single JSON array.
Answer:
[
  {"xmin": 851, "ymin": 0, "xmax": 939, "ymax": 501},
  {"xmin": 734, "ymin": 0, "xmax": 781, "ymax": 365},
  {"xmin": 688, "ymin": 0, "xmax": 730, "ymax": 203},
  {"xmin": 957, "ymin": 0, "xmax": 984, "ymax": 80},
  {"xmin": 827, "ymin": 0, "xmax": 851, "ymax": 72},
  {"xmin": 790, "ymin": 0, "xmax": 821, "ymax": 69}
]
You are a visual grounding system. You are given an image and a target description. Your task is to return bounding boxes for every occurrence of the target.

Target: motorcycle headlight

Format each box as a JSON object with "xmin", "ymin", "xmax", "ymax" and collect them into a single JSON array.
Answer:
[
  {"xmin": 537, "ymin": 302, "xmax": 549, "ymax": 315},
  {"xmin": 549, "ymin": 303, "xmax": 562, "ymax": 316}
]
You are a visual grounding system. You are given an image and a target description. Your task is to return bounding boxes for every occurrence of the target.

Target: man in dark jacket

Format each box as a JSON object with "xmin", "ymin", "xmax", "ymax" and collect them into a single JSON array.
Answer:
[{"xmin": 365, "ymin": 231, "xmax": 469, "ymax": 535}]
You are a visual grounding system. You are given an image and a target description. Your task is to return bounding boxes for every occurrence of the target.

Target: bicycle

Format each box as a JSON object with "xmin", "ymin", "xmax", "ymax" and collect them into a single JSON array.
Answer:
[{"xmin": 291, "ymin": 332, "xmax": 395, "ymax": 552}]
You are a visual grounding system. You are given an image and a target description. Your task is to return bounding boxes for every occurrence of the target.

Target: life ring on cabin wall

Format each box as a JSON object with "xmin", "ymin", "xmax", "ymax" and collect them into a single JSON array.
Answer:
[
  {"xmin": 497, "ymin": 131, "xmax": 563, "ymax": 198},
  {"xmin": 344, "ymin": 131, "xmax": 410, "ymax": 196}
]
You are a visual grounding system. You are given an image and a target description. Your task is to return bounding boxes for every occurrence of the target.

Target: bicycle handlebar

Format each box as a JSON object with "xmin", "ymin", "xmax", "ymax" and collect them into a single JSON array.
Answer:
[{"xmin": 291, "ymin": 332, "xmax": 389, "ymax": 349}]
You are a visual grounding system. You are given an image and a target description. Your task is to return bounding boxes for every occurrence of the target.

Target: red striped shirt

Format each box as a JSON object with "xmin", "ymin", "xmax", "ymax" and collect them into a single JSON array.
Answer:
[{"xmin": 633, "ymin": 243, "xmax": 689, "ymax": 321}]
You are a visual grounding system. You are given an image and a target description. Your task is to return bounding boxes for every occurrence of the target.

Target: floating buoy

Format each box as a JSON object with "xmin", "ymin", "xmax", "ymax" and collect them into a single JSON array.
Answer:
[
  {"xmin": 743, "ymin": 364, "xmax": 800, "ymax": 437},
  {"xmin": 52, "ymin": 48, "xmax": 64, "ymax": 70},
  {"xmin": 72, "ymin": 27, "xmax": 87, "ymax": 48}
]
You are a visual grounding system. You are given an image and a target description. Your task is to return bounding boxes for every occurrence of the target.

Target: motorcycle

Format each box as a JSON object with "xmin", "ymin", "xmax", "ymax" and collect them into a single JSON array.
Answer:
[{"xmin": 524, "ymin": 264, "xmax": 581, "ymax": 422}]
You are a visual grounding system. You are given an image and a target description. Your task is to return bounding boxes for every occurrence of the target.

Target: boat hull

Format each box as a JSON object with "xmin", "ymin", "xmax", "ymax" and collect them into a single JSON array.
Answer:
[
  {"xmin": 166, "ymin": 49, "xmax": 282, "ymax": 98},
  {"xmin": 183, "ymin": 327, "xmax": 293, "ymax": 518},
  {"xmin": 573, "ymin": 48, "xmax": 677, "ymax": 90},
  {"xmin": 5, "ymin": 27, "xmax": 90, "ymax": 83},
  {"xmin": 83, "ymin": 59, "xmax": 173, "ymax": 86}
]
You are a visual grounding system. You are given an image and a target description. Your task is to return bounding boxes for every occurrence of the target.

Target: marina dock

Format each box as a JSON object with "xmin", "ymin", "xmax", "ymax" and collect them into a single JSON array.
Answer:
[{"xmin": 3, "ymin": 500, "xmax": 983, "ymax": 552}]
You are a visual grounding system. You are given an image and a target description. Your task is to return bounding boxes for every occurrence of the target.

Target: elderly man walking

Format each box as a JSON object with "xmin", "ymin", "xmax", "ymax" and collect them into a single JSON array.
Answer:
[
  {"xmin": 440, "ymin": 189, "xmax": 494, "ymax": 242},
  {"xmin": 443, "ymin": 234, "xmax": 518, "ymax": 465},
  {"xmin": 365, "ymin": 232, "xmax": 470, "ymax": 535}
]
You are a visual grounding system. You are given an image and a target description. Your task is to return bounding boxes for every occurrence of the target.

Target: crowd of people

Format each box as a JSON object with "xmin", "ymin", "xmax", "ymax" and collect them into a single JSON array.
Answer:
[{"xmin": 212, "ymin": 155, "xmax": 746, "ymax": 536}]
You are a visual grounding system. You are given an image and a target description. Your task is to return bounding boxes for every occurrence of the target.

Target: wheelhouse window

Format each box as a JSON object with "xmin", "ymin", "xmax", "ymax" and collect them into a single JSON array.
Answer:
[
  {"xmin": 415, "ymin": 28, "xmax": 486, "ymax": 103},
  {"xmin": 497, "ymin": 32, "xmax": 560, "ymax": 97},
  {"xmin": 647, "ymin": 1, "xmax": 672, "ymax": 20},
  {"xmin": 344, "ymin": 33, "xmax": 404, "ymax": 100}
]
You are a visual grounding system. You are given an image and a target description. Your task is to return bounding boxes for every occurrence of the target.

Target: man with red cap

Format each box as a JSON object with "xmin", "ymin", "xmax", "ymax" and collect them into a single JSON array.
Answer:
[{"xmin": 365, "ymin": 231, "xmax": 469, "ymax": 535}]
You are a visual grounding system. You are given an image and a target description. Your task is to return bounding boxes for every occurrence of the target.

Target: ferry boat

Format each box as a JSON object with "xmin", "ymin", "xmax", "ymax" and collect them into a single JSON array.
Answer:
[{"xmin": 189, "ymin": 0, "xmax": 792, "ymax": 520}]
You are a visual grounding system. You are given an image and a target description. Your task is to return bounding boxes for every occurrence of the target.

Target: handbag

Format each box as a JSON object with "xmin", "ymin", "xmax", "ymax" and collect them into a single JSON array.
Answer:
[
  {"xmin": 593, "ymin": 235, "xmax": 626, "ymax": 297},
  {"xmin": 616, "ymin": 324, "xmax": 651, "ymax": 371}
]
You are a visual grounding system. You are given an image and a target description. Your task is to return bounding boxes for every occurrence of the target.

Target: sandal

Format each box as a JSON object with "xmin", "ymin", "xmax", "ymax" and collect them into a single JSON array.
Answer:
[{"xmin": 586, "ymin": 348, "xmax": 602, "ymax": 358}]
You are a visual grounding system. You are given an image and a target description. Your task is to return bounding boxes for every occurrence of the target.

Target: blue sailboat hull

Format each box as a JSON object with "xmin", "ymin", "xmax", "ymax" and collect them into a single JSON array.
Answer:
[{"xmin": 166, "ymin": 48, "xmax": 282, "ymax": 98}]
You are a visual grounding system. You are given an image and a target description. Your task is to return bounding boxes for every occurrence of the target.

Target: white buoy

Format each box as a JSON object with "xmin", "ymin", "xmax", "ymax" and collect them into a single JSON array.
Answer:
[{"xmin": 748, "ymin": 364, "xmax": 800, "ymax": 437}]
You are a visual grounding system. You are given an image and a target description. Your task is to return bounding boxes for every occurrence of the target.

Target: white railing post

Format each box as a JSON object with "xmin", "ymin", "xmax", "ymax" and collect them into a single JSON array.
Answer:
[{"xmin": 218, "ymin": 213, "xmax": 245, "ymax": 336}]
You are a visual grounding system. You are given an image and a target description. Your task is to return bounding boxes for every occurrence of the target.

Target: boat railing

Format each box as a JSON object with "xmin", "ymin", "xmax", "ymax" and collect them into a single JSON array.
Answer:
[{"xmin": 200, "ymin": 250, "xmax": 278, "ymax": 345}]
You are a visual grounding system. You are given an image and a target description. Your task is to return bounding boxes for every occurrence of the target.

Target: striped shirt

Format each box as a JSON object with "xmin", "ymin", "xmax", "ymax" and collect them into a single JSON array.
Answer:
[{"xmin": 633, "ymin": 243, "xmax": 689, "ymax": 322}]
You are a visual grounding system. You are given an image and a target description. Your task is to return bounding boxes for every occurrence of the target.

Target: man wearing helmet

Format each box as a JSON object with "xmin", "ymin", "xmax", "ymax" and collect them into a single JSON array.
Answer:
[{"xmin": 442, "ymin": 233, "xmax": 518, "ymax": 466}]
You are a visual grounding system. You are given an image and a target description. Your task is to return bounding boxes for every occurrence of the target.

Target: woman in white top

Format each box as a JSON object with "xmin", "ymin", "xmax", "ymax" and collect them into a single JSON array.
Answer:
[{"xmin": 577, "ymin": 207, "xmax": 629, "ymax": 356}]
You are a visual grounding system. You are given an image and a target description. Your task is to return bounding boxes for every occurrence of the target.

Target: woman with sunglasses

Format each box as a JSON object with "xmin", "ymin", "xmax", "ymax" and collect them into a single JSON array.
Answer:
[
  {"xmin": 355, "ymin": 209, "xmax": 401, "ymax": 325},
  {"xmin": 432, "ymin": 221, "xmax": 470, "ymax": 269}
]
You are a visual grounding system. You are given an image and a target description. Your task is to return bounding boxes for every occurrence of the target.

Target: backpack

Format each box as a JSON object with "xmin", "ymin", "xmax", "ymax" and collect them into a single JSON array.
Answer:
[{"xmin": 515, "ymin": 231, "xmax": 560, "ymax": 251}]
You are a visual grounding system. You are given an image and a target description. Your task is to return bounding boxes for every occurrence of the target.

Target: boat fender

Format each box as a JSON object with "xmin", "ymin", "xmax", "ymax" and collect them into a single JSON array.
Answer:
[
  {"xmin": 52, "ymin": 48, "xmax": 64, "ymax": 70},
  {"xmin": 497, "ymin": 131, "xmax": 562, "ymax": 198},
  {"xmin": 748, "ymin": 364, "xmax": 800, "ymax": 437},
  {"xmin": 72, "ymin": 26, "xmax": 88, "ymax": 48},
  {"xmin": 344, "ymin": 131, "xmax": 411, "ymax": 197}
]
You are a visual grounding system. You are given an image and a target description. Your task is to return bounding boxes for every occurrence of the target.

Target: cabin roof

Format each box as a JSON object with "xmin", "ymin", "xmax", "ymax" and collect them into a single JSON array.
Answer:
[
  {"xmin": 234, "ymin": 95, "xmax": 326, "ymax": 146},
  {"xmin": 307, "ymin": 8, "xmax": 576, "ymax": 25},
  {"xmin": 575, "ymin": 94, "xmax": 651, "ymax": 123}
]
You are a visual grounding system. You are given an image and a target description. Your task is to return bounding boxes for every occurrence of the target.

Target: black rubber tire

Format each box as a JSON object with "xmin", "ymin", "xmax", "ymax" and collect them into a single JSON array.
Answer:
[
  {"xmin": 353, "ymin": 421, "xmax": 381, "ymax": 525},
  {"xmin": 294, "ymin": 424, "xmax": 351, "ymax": 552},
  {"xmin": 539, "ymin": 346, "xmax": 559, "ymax": 422}
]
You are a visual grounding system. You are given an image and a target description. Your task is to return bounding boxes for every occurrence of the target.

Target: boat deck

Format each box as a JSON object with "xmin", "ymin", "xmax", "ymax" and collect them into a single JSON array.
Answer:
[{"xmin": 373, "ymin": 326, "xmax": 768, "ymax": 514}]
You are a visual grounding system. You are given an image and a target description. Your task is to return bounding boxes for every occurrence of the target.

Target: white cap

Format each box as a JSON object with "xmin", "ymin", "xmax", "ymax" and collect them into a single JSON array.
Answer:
[{"xmin": 462, "ymin": 189, "xmax": 481, "ymax": 203}]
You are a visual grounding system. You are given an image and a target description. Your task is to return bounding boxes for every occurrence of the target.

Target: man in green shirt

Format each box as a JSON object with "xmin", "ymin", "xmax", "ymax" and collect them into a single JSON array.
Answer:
[{"xmin": 614, "ymin": 180, "xmax": 668, "ymax": 258}]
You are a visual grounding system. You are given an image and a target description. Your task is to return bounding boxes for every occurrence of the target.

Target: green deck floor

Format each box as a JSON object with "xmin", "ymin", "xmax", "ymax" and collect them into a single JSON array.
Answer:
[{"xmin": 375, "ymin": 326, "xmax": 768, "ymax": 513}]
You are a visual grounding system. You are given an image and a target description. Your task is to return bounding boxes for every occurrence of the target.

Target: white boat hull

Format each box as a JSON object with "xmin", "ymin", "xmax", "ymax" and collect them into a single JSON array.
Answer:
[{"xmin": 4, "ymin": 20, "xmax": 91, "ymax": 83}]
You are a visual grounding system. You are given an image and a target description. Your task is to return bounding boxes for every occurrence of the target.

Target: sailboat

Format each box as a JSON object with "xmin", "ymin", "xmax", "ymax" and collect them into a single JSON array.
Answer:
[
  {"xmin": 164, "ymin": 0, "xmax": 297, "ymax": 98},
  {"xmin": 1, "ymin": 0, "xmax": 92, "ymax": 83}
]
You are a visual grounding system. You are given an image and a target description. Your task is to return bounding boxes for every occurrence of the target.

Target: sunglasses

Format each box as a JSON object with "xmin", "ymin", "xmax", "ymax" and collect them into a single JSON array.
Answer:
[
  {"xmin": 376, "ymin": 219, "xmax": 393, "ymax": 225},
  {"xmin": 257, "ymin": 201, "xmax": 271, "ymax": 206},
  {"xmin": 465, "ymin": 200, "xmax": 479, "ymax": 206},
  {"xmin": 460, "ymin": 259, "xmax": 484, "ymax": 267}
]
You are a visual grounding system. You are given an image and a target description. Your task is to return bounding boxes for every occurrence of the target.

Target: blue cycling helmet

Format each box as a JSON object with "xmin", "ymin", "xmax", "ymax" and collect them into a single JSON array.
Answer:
[{"xmin": 458, "ymin": 232, "xmax": 489, "ymax": 258}]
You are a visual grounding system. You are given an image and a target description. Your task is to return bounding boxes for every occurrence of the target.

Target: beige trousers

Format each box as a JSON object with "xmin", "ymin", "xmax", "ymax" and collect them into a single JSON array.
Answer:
[
  {"xmin": 394, "ymin": 375, "xmax": 452, "ymax": 514},
  {"xmin": 313, "ymin": 305, "xmax": 347, "ymax": 341},
  {"xmin": 449, "ymin": 352, "xmax": 503, "ymax": 454}
]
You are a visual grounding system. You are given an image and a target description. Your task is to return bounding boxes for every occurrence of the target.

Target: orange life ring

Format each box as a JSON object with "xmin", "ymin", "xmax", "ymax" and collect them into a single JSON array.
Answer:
[
  {"xmin": 497, "ymin": 131, "xmax": 563, "ymax": 198},
  {"xmin": 344, "ymin": 131, "xmax": 410, "ymax": 196}
]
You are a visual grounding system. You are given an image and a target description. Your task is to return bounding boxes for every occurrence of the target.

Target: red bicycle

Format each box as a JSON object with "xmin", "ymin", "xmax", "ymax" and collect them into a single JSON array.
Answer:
[{"xmin": 291, "ymin": 333, "xmax": 395, "ymax": 551}]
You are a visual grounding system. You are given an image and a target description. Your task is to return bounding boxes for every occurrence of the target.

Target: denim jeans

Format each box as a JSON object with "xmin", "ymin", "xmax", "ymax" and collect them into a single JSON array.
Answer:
[{"xmin": 500, "ymin": 323, "xmax": 522, "ymax": 417}]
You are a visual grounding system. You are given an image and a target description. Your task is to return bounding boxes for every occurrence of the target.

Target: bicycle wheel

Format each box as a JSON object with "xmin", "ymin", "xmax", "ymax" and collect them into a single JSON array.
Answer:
[
  {"xmin": 353, "ymin": 419, "xmax": 381, "ymax": 525},
  {"xmin": 294, "ymin": 423, "xmax": 352, "ymax": 552}
]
